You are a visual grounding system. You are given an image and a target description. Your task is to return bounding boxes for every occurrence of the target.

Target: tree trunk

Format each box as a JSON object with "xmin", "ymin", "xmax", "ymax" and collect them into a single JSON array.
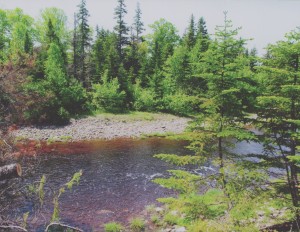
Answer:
[{"xmin": 0, "ymin": 163, "xmax": 22, "ymax": 181}]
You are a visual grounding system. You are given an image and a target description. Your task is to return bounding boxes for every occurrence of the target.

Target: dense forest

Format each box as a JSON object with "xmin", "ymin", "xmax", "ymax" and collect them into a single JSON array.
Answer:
[{"xmin": 0, "ymin": 0, "xmax": 300, "ymax": 231}]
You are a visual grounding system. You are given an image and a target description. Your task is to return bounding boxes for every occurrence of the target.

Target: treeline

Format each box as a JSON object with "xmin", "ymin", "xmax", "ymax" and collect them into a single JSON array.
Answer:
[{"xmin": 0, "ymin": 0, "xmax": 249, "ymax": 124}]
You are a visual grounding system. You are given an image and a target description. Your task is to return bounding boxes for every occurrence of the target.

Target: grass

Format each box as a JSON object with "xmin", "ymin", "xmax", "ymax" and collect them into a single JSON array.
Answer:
[
  {"xmin": 104, "ymin": 222, "xmax": 124, "ymax": 232},
  {"xmin": 140, "ymin": 131, "xmax": 177, "ymax": 139},
  {"xmin": 46, "ymin": 135, "xmax": 72, "ymax": 144},
  {"xmin": 130, "ymin": 218, "xmax": 145, "ymax": 231},
  {"xmin": 90, "ymin": 110, "xmax": 182, "ymax": 122}
]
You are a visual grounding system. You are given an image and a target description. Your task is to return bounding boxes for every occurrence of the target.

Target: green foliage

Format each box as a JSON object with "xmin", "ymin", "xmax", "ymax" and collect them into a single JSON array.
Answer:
[
  {"xmin": 6, "ymin": 8, "xmax": 36, "ymax": 63},
  {"xmin": 161, "ymin": 93, "xmax": 200, "ymax": 116},
  {"xmin": 150, "ymin": 215, "xmax": 160, "ymax": 224},
  {"xmin": 154, "ymin": 154, "xmax": 204, "ymax": 166},
  {"xmin": 153, "ymin": 170, "xmax": 202, "ymax": 194},
  {"xmin": 114, "ymin": 0, "xmax": 129, "ymax": 59},
  {"xmin": 129, "ymin": 218, "xmax": 145, "ymax": 231},
  {"xmin": 158, "ymin": 190, "xmax": 227, "ymax": 222},
  {"xmin": 51, "ymin": 196, "xmax": 60, "ymax": 222},
  {"xmin": 163, "ymin": 212, "xmax": 180, "ymax": 225},
  {"xmin": 104, "ymin": 222, "xmax": 124, "ymax": 232},
  {"xmin": 91, "ymin": 71, "xmax": 126, "ymax": 113},
  {"xmin": 255, "ymin": 29, "xmax": 300, "ymax": 213},
  {"xmin": 51, "ymin": 170, "xmax": 82, "ymax": 222},
  {"xmin": 65, "ymin": 170, "xmax": 82, "ymax": 190},
  {"xmin": 217, "ymin": 127, "xmax": 256, "ymax": 141},
  {"xmin": 132, "ymin": 82, "xmax": 156, "ymax": 111},
  {"xmin": 22, "ymin": 212, "xmax": 30, "ymax": 229},
  {"xmin": 38, "ymin": 175, "xmax": 46, "ymax": 205},
  {"xmin": 147, "ymin": 19, "xmax": 179, "ymax": 70},
  {"xmin": 37, "ymin": 8, "xmax": 69, "ymax": 47}
]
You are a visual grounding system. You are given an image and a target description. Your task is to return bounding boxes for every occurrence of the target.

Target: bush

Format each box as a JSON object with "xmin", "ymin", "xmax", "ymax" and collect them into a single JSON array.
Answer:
[
  {"xmin": 130, "ymin": 217, "xmax": 145, "ymax": 231},
  {"xmin": 24, "ymin": 77, "xmax": 87, "ymax": 124},
  {"xmin": 133, "ymin": 82, "xmax": 156, "ymax": 112},
  {"xmin": 23, "ymin": 43, "xmax": 87, "ymax": 124},
  {"xmin": 92, "ymin": 71, "xmax": 126, "ymax": 113},
  {"xmin": 104, "ymin": 222, "xmax": 124, "ymax": 232},
  {"xmin": 161, "ymin": 93, "xmax": 200, "ymax": 116}
]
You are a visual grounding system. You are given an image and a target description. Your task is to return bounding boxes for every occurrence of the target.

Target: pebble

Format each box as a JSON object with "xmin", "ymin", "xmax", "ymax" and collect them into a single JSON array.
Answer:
[{"xmin": 11, "ymin": 114, "xmax": 191, "ymax": 141}]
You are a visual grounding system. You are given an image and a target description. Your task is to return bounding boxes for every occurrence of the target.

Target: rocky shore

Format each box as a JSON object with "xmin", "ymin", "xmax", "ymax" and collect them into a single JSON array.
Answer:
[{"xmin": 11, "ymin": 113, "xmax": 191, "ymax": 141}]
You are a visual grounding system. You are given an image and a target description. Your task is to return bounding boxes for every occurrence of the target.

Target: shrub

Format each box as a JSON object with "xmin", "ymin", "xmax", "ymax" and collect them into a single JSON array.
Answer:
[
  {"xmin": 24, "ymin": 78, "xmax": 87, "ymax": 124},
  {"xmin": 133, "ymin": 82, "xmax": 156, "ymax": 112},
  {"xmin": 130, "ymin": 217, "xmax": 145, "ymax": 231},
  {"xmin": 23, "ymin": 43, "xmax": 87, "ymax": 124},
  {"xmin": 163, "ymin": 212, "xmax": 179, "ymax": 226},
  {"xmin": 161, "ymin": 93, "xmax": 200, "ymax": 116},
  {"xmin": 92, "ymin": 71, "xmax": 126, "ymax": 113},
  {"xmin": 104, "ymin": 222, "xmax": 124, "ymax": 232}
]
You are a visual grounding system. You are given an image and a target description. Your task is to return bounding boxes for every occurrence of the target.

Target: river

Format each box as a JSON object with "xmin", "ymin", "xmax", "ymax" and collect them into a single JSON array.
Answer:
[{"xmin": 1, "ymin": 137, "xmax": 263, "ymax": 231}]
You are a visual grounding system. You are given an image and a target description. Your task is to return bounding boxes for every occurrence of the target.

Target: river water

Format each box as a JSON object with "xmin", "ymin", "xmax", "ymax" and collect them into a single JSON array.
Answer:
[{"xmin": 2, "ymin": 138, "xmax": 263, "ymax": 231}]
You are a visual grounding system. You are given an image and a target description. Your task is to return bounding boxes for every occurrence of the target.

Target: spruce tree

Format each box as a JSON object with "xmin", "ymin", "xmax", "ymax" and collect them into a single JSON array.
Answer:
[
  {"xmin": 256, "ymin": 30, "xmax": 300, "ymax": 222},
  {"xmin": 133, "ymin": 2, "xmax": 144, "ymax": 43},
  {"xmin": 183, "ymin": 14, "xmax": 196, "ymax": 49},
  {"xmin": 196, "ymin": 16, "xmax": 209, "ymax": 52},
  {"xmin": 114, "ymin": 0, "xmax": 129, "ymax": 60},
  {"xmin": 74, "ymin": 0, "xmax": 92, "ymax": 88},
  {"xmin": 24, "ymin": 31, "xmax": 33, "ymax": 54}
]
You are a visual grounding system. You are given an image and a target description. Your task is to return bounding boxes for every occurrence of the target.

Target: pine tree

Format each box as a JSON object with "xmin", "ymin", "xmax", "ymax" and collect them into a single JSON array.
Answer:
[{"xmin": 114, "ymin": 0, "xmax": 129, "ymax": 60}]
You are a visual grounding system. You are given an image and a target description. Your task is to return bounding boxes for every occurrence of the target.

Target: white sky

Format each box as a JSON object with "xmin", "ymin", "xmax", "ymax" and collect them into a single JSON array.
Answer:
[{"xmin": 0, "ymin": 0, "xmax": 300, "ymax": 55}]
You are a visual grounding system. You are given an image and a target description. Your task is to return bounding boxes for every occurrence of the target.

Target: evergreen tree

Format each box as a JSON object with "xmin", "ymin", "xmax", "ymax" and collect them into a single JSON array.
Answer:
[
  {"xmin": 91, "ymin": 27, "xmax": 107, "ymax": 81},
  {"xmin": 74, "ymin": 0, "xmax": 92, "ymax": 88},
  {"xmin": 133, "ymin": 2, "xmax": 144, "ymax": 43},
  {"xmin": 24, "ymin": 31, "xmax": 33, "ymax": 54},
  {"xmin": 164, "ymin": 45, "xmax": 191, "ymax": 93},
  {"xmin": 25, "ymin": 42, "xmax": 86, "ymax": 124},
  {"xmin": 195, "ymin": 16, "xmax": 209, "ymax": 53},
  {"xmin": 256, "ymin": 30, "xmax": 300, "ymax": 222},
  {"xmin": 195, "ymin": 12, "xmax": 255, "ymax": 205},
  {"xmin": 105, "ymin": 32, "xmax": 121, "ymax": 81},
  {"xmin": 124, "ymin": 27, "xmax": 140, "ymax": 82},
  {"xmin": 0, "ymin": 9, "xmax": 9, "ymax": 63},
  {"xmin": 183, "ymin": 14, "xmax": 196, "ymax": 49},
  {"xmin": 45, "ymin": 19, "xmax": 67, "ymax": 70},
  {"xmin": 46, "ymin": 19, "xmax": 58, "ymax": 44},
  {"xmin": 114, "ymin": 0, "xmax": 129, "ymax": 60}
]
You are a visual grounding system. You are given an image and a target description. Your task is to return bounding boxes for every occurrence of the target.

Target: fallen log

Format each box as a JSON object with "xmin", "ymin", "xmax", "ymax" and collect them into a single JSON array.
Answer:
[{"xmin": 0, "ymin": 163, "xmax": 22, "ymax": 181}]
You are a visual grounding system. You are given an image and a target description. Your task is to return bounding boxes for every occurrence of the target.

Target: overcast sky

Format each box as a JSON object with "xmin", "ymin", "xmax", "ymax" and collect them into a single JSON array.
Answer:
[{"xmin": 0, "ymin": 0, "xmax": 300, "ymax": 55}]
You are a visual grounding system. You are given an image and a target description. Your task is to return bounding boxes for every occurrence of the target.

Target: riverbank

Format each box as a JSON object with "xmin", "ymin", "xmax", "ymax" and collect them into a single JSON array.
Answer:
[{"xmin": 11, "ymin": 112, "xmax": 191, "ymax": 141}]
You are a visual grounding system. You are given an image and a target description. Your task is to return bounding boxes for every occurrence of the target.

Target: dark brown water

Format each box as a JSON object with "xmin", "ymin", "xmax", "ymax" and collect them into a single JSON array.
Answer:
[
  {"xmin": 3, "ymin": 137, "xmax": 264, "ymax": 231},
  {"xmin": 5, "ymin": 138, "xmax": 197, "ymax": 231}
]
